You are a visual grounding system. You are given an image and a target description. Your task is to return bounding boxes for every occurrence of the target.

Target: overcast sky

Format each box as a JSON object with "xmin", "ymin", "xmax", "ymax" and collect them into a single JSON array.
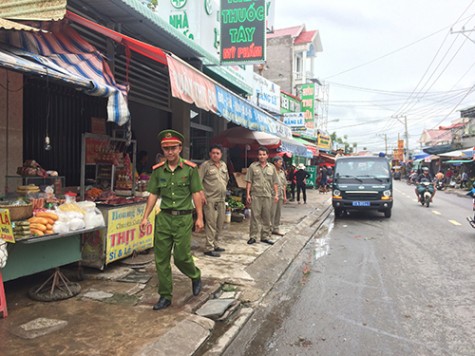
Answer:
[{"xmin": 273, "ymin": 0, "xmax": 475, "ymax": 153}]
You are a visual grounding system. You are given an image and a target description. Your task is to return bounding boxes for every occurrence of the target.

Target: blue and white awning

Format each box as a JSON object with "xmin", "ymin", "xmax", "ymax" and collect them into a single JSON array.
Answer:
[{"xmin": 0, "ymin": 25, "xmax": 130, "ymax": 126}]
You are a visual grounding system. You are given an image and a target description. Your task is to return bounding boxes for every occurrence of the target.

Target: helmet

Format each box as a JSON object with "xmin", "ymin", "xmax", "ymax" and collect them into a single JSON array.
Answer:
[{"xmin": 422, "ymin": 167, "xmax": 429, "ymax": 172}]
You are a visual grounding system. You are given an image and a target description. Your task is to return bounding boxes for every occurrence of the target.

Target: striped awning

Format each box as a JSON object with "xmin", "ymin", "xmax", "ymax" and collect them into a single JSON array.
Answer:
[{"xmin": 0, "ymin": 23, "xmax": 130, "ymax": 125}]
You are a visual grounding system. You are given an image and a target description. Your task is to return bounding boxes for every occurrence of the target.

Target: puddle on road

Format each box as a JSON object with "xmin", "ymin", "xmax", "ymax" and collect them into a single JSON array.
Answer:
[{"xmin": 314, "ymin": 213, "xmax": 334, "ymax": 261}]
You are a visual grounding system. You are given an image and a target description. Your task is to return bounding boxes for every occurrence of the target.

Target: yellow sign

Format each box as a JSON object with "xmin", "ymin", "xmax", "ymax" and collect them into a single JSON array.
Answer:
[
  {"xmin": 317, "ymin": 134, "xmax": 332, "ymax": 150},
  {"xmin": 0, "ymin": 209, "xmax": 15, "ymax": 243},
  {"xmin": 106, "ymin": 204, "xmax": 155, "ymax": 264}
]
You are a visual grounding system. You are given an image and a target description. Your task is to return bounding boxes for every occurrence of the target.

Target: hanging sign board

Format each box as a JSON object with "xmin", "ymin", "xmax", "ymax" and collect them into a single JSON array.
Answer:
[
  {"xmin": 220, "ymin": 0, "xmax": 266, "ymax": 64},
  {"xmin": 0, "ymin": 209, "xmax": 15, "ymax": 243}
]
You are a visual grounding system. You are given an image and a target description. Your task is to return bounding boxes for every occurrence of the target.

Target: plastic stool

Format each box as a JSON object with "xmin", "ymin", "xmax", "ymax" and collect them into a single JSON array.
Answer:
[{"xmin": 0, "ymin": 271, "xmax": 7, "ymax": 318}]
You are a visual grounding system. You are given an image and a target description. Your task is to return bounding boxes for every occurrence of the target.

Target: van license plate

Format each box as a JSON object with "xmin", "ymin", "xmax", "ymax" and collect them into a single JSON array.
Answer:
[{"xmin": 352, "ymin": 201, "xmax": 370, "ymax": 207}]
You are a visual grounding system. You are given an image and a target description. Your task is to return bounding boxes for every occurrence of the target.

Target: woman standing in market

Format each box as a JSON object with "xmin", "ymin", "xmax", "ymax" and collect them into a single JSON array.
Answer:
[
  {"xmin": 295, "ymin": 163, "xmax": 310, "ymax": 204},
  {"xmin": 271, "ymin": 156, "xmax": 287, "ymax": 236}
]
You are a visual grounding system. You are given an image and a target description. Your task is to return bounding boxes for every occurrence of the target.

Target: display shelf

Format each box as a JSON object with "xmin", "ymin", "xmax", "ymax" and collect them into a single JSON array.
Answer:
[{"xmin": 5, "ymin": 176, "xmax": 65, "ymax": 194}]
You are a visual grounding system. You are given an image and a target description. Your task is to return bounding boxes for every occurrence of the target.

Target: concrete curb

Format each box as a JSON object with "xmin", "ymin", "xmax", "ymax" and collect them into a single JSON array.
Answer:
[
  {"xmin": 203, "ymin": 199, "xmax": 333, "ymax": 355},
  {"xmin": 142, "ymin": 198, "xmax": 333, "ymax": 356}
]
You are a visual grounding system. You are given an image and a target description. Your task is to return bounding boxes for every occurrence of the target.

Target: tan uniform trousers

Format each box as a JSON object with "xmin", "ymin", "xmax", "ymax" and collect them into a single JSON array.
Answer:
[
  {"xmin": 271, "ymin": 198, "xmax": 283, "ymax": 233},
  {"xmin": 203, "ymin": 200, "xmax": 225, "ymax": 251},
  {"xmin": 250, "ymin": 196, "xmax": 272, "ymax": 241}
]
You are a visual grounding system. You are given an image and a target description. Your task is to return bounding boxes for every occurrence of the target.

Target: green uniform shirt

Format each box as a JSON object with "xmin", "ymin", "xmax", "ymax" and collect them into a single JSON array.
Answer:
[
  {"xmin": 276, "ymin": 168, "xmax": 287, "ymax": 199},
  {"xmin": 199, "ymin": 160, "xmax": 229, "ymax": 202},
  {"xmin": 246, "ymin": 161, "xmax": 278, "ymax": 197},
  {"xmin": 147, "ymin": 158, "xmax": 203, "ymax": 210}
]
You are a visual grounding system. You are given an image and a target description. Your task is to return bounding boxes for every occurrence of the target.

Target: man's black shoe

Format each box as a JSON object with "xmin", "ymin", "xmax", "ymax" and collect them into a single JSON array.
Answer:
[
  {"xmin": 261, "ymin": 239, "xmax": 275, "ymax": 245},
  {"xmin": 204, "ymin": 250, "xmax": 220, "ymax": 257},
  {"xmin": 247, "ymin": 238, "xmax": 256, "ymax": 245},
  {"xmin": 214, "ymin": 247, "xmax": 225, "ymax": 252},
  {"xmin": 153, "ymin": 297, "xmax": 171, "ymax": 310},
  {"xmin": 192, "ymin": 278, "xmax": 202, "ymax": 296}
]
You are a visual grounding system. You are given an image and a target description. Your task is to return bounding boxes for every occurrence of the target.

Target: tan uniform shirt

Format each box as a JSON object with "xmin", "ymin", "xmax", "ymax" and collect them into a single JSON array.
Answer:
[
  {"xmin": 199, "ymin": 160, "xmax": 229, "ymax": 202},
  {"xmin": 246, "ymin": 161, "xmax": 278, "ymax": 197},
  {"xmin": 276, "ymin": 169, "xmax": 287, "ymax": 199}
]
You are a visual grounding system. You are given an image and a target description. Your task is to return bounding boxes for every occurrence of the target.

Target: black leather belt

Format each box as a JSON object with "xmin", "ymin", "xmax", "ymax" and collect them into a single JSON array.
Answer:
[{"xmin": 161, "ymin": 209, "xmax": 194, "ymax": 216}]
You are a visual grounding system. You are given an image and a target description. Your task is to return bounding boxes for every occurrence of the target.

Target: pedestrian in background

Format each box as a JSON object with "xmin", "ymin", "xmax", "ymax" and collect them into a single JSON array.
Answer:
[
  {"xmin": 271, "ymin": 156, "xmax": 287, "ymax": 236},
  {"xmin": 295, "ymin": 163, "xmax": 310, "ymax": 204},
  {"xmin": 140, "ymin": 129, "xmax": 203, "ymax": 311},
  {"xmin": 199, "ymin": 144, "xmax": 229, "ymax": 258},
  {"xmin": 287, "ymin": 164, "xmax": 297, "ymax": 201},
  {"xmin": 246, "ymin": 146, "xmax": 279, "ymax": 245}
]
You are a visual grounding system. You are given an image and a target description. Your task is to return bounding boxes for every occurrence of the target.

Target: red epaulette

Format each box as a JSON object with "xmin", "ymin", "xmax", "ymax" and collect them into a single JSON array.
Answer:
[
  {"xmin": 183, "ymin": 159, "xmax": 197, "ymax": 168},
  {"xmin": 152, "ymin": 161, "xmax": 165, "ymax": 170}
]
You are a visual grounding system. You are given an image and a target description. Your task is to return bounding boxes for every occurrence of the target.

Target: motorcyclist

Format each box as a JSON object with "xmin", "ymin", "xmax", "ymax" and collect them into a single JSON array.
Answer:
[
  {"xmin": 466, "ymin": 182, "xmax": 475, "ymax": 228},
  {"xmin": 415, "ymin": 167, "xmax": 436, "ymax": 202}
]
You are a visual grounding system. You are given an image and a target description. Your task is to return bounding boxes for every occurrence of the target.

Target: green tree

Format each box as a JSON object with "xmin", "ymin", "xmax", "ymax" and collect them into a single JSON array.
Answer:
[{"xmin": 330, "ymin": 132, "xmax": 353, "ymax": 154}]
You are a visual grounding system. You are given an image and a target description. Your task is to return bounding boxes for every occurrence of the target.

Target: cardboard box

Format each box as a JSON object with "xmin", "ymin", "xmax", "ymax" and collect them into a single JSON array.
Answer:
[{"xmin": 233, "ymin": 172, "xmax": 247, "ymax": 189}]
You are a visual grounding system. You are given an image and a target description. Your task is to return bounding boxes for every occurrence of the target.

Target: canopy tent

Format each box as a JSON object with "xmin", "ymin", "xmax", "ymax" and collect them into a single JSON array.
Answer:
[
  {"xmin": 413, "ymin": 152, "xmax": 429, "ymax": 160},
  {"xmin": 444, "ymin": 160, "xmax": 473, "ymax": 165},
  {"xmin": 438, "ymin": 148, "xmax": 473, "ymax": 158},
  {"xmin": 292, "ymin": 136, "xmax": 319, "ymax": 156},
  {"xmin": 211, "ymin": 126, "xmax": 281, "ymax": 149}
]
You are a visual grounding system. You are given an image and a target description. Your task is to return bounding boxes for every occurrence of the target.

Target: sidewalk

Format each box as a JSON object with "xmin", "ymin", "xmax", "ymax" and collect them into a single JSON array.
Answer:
[{"xmin": 1, "ymin": 190, "xmax": 332, "ymax": 356}]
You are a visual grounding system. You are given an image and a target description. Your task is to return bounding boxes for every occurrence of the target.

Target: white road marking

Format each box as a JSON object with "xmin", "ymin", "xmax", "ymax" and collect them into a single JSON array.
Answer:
[
  {"xmin": 449, "ymin": 220, "xmax": 461, "ymax": 226},
  {"xmin": 432, "ymin": 211, "xmax": 441, "ymax": 215}
]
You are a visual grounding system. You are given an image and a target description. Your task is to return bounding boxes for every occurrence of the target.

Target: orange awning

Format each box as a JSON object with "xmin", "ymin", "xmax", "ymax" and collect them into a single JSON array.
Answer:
[{"xmin": 65, "ymin": 11, "xmax": 168, "ymax": 66}]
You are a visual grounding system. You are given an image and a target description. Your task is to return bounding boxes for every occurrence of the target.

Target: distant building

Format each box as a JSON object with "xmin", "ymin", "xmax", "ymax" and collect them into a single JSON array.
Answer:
[{"xmin": 261, "ymin": 25, "xmax": 323, "ymax": 94}]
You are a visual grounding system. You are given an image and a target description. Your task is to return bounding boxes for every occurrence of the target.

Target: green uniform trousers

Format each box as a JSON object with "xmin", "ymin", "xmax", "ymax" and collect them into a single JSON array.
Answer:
[
  {"xmin": 271, "ymin": 198, "xmax": 283, "ymax": 233},
  {"xmin": 203, "ymin": 200, "xmax": 225, "ymax": 252},
  {"xmin": 154, "ymin": 212, "xmax": 201, "ymax": 300},
  {"xmin": 250, "ymin": 196, "xmax": 272, "ymax": 241}
]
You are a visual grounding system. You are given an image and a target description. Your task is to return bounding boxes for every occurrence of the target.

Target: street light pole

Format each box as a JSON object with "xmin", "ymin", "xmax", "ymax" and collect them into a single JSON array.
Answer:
[{"xmin": 393, "ymin": 115, "xmax": 409, "ymax": 161}]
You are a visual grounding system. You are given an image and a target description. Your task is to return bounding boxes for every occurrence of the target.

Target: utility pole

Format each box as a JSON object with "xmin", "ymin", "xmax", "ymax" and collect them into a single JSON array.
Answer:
[
  {"xmin": 377, "ymin": 134, "xmax": 388, "ymax": 155},
  {"xmin": 392, "ymin": 115, "xmax": 409, "ymax": 161}
]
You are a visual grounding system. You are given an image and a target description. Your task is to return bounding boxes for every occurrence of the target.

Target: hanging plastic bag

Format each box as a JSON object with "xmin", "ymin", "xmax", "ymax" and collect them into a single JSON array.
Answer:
[{"xmin": 0, "ymin": 239, "xmax": 8, "ymax": 269}]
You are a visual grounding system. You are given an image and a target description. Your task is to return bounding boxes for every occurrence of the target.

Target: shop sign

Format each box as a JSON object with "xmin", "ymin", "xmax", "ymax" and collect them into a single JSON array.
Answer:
[
  {"xmin": 0, "ymin": 209, "xmax": 15, "ymax": 243},
  {"xmin": 283, "ymin": 112, "xmax": 305, "ymax": 130},
  {"xmin": 220, "ymin": 0, "xmax": 266, "ymax": 64},
  {"xmin": 153, "ymin": 0, "xmax": 220, "ymax": 57},
  {"xmin": 216, "ymin": 86, "xmax": 292, "ymax": 139},
  {"xmin": 250, "ymin": 73, "xmax": 280, "ymax": 113},
  {"xmin": 168, "ymin": 55, "xmax": 217, "ymax": 112},
  {"xmin": 299, "ymin": 83, "xmax": 316, "ymax": 130},
  {"xmin": 281, "ymin": 92, "xmax": 301, "ymax": 114},
  {"xmin": 106, "ymin": 205, "xmax": 155, "ymax": 264},
  {"xmin": 318, "ymin": 133, "xmax": 332, "ymax": 150}
]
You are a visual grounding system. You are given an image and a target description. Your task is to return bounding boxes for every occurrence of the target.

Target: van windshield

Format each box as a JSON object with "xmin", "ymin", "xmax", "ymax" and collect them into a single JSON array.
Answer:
[{"xmin": 335, "ymin": 158, "xmax": 391, "ymax": 183}]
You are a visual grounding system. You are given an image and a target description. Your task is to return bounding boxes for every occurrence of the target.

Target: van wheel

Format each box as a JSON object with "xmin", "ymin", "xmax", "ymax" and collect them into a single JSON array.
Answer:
[{"xmin": 384, "ymin": 209, "xmax": 392, "ymax": 218}]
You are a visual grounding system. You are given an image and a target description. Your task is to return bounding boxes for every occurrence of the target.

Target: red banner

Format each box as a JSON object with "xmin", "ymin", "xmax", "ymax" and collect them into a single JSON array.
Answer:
[{"xmin": 167, "ymin": 55, "xmax": 217, "ymax": 113}]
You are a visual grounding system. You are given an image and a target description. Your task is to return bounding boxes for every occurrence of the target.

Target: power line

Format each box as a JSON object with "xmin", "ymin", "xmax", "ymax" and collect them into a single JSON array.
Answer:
[{"xmin": 323, "ymin": 11, "xmax": 475, "ymax": 80}]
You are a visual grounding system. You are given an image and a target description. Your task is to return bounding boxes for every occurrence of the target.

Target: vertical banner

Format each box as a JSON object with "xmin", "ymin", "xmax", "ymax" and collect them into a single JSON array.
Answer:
[
  {"xmin": 300, "ymin": 83, "xmax": 315, "ymax": 132},
  {"xmin": 220, "ymin": 0, "xmax": 266, "ymax": 64}
]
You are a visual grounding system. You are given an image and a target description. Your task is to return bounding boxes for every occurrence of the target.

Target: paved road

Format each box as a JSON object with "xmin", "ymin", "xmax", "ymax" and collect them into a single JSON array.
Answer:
[{"xmin": 225, "ymin": 181, "xmax": 475, "ymax": 356}]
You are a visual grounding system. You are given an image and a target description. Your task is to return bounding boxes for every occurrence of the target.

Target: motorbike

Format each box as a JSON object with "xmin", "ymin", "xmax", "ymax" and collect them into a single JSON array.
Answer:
[
  {"xmin": 436, "ymin": 179, "xmax": 445, "ymax": 191},
  {"xmin": 418, "ymin": 181, "xmax": 432, "ymax": 207},
  {"xmin": 466, "ymin": 188, "xmax": 475, "ymax": 228},
  {"xmin": 407, "ymin": 172, "xmax": 417, "ymax": 185}
]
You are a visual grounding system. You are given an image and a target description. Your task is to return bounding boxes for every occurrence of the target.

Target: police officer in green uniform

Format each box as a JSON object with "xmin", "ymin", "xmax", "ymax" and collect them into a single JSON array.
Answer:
[
  {"xmin": 246, "ymin": 146, "xmax": 279, "ymax": 245},
  {"xmin": 140, "ymin": 129, "xmax": 203, "ymax": 311}
]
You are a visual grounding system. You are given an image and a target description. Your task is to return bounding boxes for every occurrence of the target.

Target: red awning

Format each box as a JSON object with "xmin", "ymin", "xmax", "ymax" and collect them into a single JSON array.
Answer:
[{"xmin": 65, "ymin": 11, "xmax": 168, "ymax": 66}]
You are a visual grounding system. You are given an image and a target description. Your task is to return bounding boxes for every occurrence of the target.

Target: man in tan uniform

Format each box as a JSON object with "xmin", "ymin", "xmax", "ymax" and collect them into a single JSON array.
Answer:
[
  {"xmin": 199, "ymin": 144, "xmax": 229, "ymax": 257},
  {"xmin": 246, "ymin": 146, "xmax": 279, "ymax": 245},
  {"xmin": 271, "ymin": 156, "xmax": 287, "ymax": 236}
]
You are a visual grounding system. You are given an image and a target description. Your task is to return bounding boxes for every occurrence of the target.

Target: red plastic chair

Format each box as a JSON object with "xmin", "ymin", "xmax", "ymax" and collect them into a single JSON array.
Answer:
[{"xmin": 0, "ymin": 271, "xmax": 7, "ymax": 318}]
